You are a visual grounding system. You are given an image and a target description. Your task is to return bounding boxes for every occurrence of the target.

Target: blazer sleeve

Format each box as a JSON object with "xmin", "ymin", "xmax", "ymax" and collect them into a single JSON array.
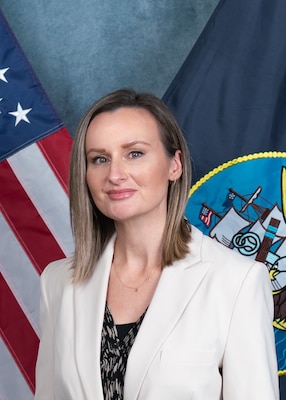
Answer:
[
  {"xmin": 34, "ymin": 266, "xmax": 55, "ymax": 400},
  {"xmin": 222, "ymin": 261, "xmax": 279, "ymax": 400}
]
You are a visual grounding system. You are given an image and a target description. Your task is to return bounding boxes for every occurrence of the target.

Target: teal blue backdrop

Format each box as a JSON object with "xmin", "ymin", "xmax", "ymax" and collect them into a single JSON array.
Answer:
[{"xmin": 0, "ymin": 0, "xmax": 217, "ymax": 135}]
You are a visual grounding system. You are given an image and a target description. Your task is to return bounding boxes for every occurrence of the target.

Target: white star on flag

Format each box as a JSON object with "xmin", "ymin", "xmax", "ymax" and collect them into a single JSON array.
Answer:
[
  {"xmin": 9, "ymin": 102, "xmax": 32, "ymax": 126},
  {"xmin": 0, "ymin": 67, "xmax": 9, "ymax": 82}
]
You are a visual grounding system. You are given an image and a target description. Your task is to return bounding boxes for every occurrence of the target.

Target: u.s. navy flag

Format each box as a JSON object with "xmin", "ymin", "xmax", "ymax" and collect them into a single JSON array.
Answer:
[
  {"xmin": 163, "ymin": 0, "xmax": 286, "ymax": 378},
  {"xmin": 0, "ymin": 11, "xmax": 73, "ymax": 399}
]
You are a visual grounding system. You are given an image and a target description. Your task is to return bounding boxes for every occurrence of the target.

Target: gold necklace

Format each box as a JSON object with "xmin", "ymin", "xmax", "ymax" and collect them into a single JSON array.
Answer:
[{"xmin": 114, "ymin": 265, "xmax": 157, "ymax": 292}]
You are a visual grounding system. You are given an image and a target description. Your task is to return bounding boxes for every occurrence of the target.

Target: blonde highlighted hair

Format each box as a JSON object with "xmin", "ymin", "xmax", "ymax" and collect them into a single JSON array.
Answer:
[{"xmin": 70, "ymin": 89, "xmax": 192, "ymax": 283}]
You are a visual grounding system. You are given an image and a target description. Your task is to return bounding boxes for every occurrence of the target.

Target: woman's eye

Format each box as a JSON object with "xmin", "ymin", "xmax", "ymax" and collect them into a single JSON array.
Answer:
[
  {"xmin": 92, "ymin": 156, "xmax": 107, "ymax": 164},
  {"xmin": 129, "ymin": 151, "xmax": 143, "ymax": 159}
]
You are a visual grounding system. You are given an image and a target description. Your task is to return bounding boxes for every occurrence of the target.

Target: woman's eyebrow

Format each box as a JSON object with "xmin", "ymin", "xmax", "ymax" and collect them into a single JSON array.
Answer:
[
  {"xmin": 86, "ymin": 141, "xmax": 151, "ymax": 155},
  {"xmin": 121, "ymin": 140, "xmax": 150, "ymax": 149},
  {"xmin": 86, "ymin": 147, "xmax": 106, "ymax": 156}
]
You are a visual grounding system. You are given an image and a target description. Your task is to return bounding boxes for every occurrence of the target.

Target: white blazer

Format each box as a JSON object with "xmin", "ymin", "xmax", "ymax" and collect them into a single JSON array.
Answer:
[{"xmin": 35, "ymin": 226, "xmax": 279, "ymax": 399}]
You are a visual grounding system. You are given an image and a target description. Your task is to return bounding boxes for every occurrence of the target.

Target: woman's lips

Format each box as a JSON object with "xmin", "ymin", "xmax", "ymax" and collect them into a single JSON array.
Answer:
[{"xmin": 106, "ymin": 189, "xmax": 136, "ymax": 200}]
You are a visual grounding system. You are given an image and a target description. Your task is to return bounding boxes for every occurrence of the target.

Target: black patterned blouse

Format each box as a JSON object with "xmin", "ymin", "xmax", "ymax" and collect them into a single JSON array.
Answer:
[{"xmin": 100, "ymin": 304, "xmax": 146, "ymax": 400}]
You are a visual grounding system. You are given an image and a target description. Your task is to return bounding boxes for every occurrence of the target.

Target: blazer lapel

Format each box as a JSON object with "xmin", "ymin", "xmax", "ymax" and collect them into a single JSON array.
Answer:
[
  {"xmin": 73, "ymin": 236, "xmax": 115, "ymax": 400},
  {"xmin": 124, "ymin": 228, "xmax": 210, "ymax": 399}
]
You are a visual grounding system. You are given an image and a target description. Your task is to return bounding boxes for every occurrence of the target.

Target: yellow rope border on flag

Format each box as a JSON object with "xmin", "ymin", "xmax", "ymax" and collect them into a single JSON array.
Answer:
[
  {"xmin": 188, "ymin": 151, "xmax": 286, "ymax": 376},
  {"xmin": 189, "ymin": 151, "xmax": 286, "ymax": 197}
]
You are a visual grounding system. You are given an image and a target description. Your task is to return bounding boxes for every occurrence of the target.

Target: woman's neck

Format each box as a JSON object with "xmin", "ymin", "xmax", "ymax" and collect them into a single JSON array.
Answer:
[{"xmin": 113, "ymin": 219, "xmax": 165, "ymax": 272}]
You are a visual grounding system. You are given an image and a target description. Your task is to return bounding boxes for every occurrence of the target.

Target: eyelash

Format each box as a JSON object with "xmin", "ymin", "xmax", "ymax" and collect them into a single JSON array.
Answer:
[
  {"xmin": 90, "ymin": 150, "xmax": 144, "ymax": 164},
  {"xmin": 129, "ymin": 150, "xmax": 143, "ymax": 158},
  {"xmin": 91, "ymin": 156, "xmax": 107, "ymax": 164}
]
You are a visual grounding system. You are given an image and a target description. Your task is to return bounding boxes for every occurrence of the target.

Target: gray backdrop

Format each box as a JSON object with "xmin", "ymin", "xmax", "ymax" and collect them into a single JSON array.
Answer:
[{"xmin": 0, "ymin": 0, "xmax": 218, "ymax": 135}]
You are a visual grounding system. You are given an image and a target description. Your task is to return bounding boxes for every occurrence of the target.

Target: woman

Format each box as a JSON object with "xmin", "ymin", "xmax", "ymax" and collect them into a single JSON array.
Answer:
[{"xmin": 35, "ymin": 89, "xmax": 279, "ymax": 399}]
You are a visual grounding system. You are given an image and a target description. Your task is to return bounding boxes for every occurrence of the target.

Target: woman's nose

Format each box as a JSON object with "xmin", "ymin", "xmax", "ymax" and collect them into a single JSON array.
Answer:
[{"xmin": 107, "ymin": 158, "xmax": 127, "ymax": 183}]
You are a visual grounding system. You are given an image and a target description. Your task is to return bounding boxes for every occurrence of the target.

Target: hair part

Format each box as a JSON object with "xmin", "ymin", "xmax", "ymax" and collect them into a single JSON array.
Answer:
[{"xmin": 69, "ymin": 89, "xmax": 192, "ymax": 283}]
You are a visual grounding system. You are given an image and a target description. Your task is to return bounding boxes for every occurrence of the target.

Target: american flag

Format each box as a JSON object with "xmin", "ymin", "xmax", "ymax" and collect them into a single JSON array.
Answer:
[
  {"xmin": 199, "ymin": 205, "xmax": 213, "ymax": 227},
  {"xmin": 0, "ymin": 11, "xmax": 73, "ymax": 399}
]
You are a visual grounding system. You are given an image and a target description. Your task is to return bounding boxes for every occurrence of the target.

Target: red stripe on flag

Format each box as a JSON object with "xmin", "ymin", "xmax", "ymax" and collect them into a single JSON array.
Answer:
[
  {"xmin": 0, "ymin": 272, "xmax": 39, "ymax": 393},
  {"xmin": 0, "ymin": 160, "xmax": 66, "ymax": 273},
  {"xmin": 37, "ymin": 128, "xmax": 72, "ymax": 194}
]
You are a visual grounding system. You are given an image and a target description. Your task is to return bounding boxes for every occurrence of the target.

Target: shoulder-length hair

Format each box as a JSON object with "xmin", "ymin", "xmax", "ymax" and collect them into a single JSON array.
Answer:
[{"xmin": 70, "ymin": 89, "xmax": 192, "ymax": 283}]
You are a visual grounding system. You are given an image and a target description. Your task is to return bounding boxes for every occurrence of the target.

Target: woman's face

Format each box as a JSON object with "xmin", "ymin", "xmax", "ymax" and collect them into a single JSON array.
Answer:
[{"xmin": 85, "ymin": 107, "xmax": 182, "ymax": 224}]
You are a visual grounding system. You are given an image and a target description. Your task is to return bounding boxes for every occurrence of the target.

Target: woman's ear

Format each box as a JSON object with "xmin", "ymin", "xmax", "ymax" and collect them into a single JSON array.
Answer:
[{"xmin": 169, "ymin": 150, "xmax": 183, "ymax": 181}]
